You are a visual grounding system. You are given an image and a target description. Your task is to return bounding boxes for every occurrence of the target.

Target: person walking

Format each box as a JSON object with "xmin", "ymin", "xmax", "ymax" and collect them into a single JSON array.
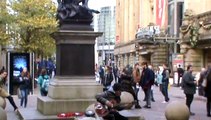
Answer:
[
  {"xmin": 182, "ymin": 65, "xmax": 197, "ymax": 116},
  {"xmin": 204, "ymin": 66, "xmax": 211, "ymax": 117},
  {"xmin": 140, "ymin": 62, "xmax": 154, "ymax": 108},
  {"xmin": 0, "ymin": 68, "xmax": 18, "ymax": 111},
  {"xmin": 95, "ymin": 83, "xmax": 128, "ymax": 120},
  {"xmin": 177, "ymin": 64, "xmax": 184, "ymax": 87},
  {"xmin": 198, "ymin": 67, "xmax": 206, "ymax": 96},
  {"xmin": 38, "ymin": 69, "xmax": 50, "ymax": 96},
  {"xmin": 156, "ymin": 66, "xmax": 163, "ymax": 92},
  {"xmin": 103, "ymin": 66, "xmax": 114, "ymax": 91},
  {"xmin": 113, "ymin": 65, "xmax": 119, "ymax": 83},
  {"xmin": 19, "ymin": 67, "xmax": 31, "ymax": 108},
  {"xmin": 161, "ymin": 64, "xmax": 170, "ymax": 103},
  {"xmin": 148, "ymin": 65, "xmax": 155, "ymax": 102}
]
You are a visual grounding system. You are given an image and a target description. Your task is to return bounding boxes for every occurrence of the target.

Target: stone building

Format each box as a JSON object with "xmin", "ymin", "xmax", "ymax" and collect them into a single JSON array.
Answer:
[
  {"xmin": 180, "ymin": 0, "xmax": 211, "ymax": 72},
  {"xmin": 114, "ymin": 0, "xmax": 182, "ymax": 71}
]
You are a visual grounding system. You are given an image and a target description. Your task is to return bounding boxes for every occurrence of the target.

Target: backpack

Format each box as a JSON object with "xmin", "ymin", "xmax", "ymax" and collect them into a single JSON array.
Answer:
[{"xmin": 41, "ymin": 76, "xmax": 50, "ymax": 92}]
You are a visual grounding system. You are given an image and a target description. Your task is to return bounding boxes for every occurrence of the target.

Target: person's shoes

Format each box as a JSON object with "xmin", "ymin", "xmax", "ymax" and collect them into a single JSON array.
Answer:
[
  {"xmin": 135, "ymin": 104, "xmax": 142, "ymax": 109},
  {"xmin": 190, "ymin": 112, "xmax": 195, "ymax": 116},
  {"xmin": 143, "ymin": 105, "xmax": 151, "ymax": 109},
  {"xmin": 151, "ymin": 99, "xmax": 155, "ymax": 102},
  {"xmin": 207, "ymin": 114, "xmax": 211, "ymax": 117}
]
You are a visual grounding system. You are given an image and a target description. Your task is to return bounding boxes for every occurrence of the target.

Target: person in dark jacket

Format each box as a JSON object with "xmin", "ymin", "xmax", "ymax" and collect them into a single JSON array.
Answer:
[
  {"xmin": 120, "ymin": 67, "xmax": 141, "ymax": 109},
  {"xmin": 95, "ymin": 83, "xmax": 128, "ymax": 120},
  {"xmin": 177, "ymin": 64, "xmax": 184, "ymax": 87},
  {"xmin": 140, "ymin": 62, "xmax": 154, "ymax": 108},
  {"xmin": 182, "ymin": 65, "xmax": 197, "ymax": 116},
  {"xmin": 161, "ymin": 64, "xmax": 170, "ymax": 103},
  {"xmin": 204, "ymin": 66, "xmax": 211, "ymax": 117}
]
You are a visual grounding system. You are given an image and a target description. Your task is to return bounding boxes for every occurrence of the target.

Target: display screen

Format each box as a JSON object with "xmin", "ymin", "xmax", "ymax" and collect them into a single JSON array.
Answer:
[{"xmin": 13, "ymin": 55, "xmax": 28, "ymax": 77}]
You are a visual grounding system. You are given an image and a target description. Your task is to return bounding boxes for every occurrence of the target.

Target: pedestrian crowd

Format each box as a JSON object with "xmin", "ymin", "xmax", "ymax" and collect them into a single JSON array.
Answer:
[
  {"xmin": 95, "ymin": 62, "xmax": 211, "ymax": 120},
  {"xmin": 0, "ymin": 57, "xmax": 56, "ymax": 113}
]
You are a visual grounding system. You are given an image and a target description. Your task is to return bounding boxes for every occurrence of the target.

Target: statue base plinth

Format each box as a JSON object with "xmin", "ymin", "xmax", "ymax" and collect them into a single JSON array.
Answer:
[{"xmin": 37, "ymin": 76, "xmax": 103, "ymax": 115}]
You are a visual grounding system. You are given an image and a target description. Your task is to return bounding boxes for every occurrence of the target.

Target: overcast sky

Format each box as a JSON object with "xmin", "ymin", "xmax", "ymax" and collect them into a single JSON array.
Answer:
[{"xmin": 88, "ymin": 0, "xmax": 116, "ymax": 10}]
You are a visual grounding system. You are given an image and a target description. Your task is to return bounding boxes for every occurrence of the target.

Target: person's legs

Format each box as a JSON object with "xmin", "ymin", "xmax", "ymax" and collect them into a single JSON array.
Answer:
[
  {"xmin": 144, "ymin": 87, "xmax": 151, "ymax": 108},
  {"xmin": 185, "ymin": 94, "xmax": 194, "ymax": 115},
  {"xmin": 20, "ymin": 89, "xmax": 25, "ymax": 107},
  {"xmin": 24, "ymin": 89, "xmax": 29, "ymax": 107},
  {"xmin": 162, "ymin": 83, "xmax": 167, "ymax": 101},
  {"xmin": 0, "ymin": 88, "xmax": 18, "ymax": 111},
  {"xmin": 165, "ymin": 82, "xmax": 169, "ymax": 102},
  {"xmin": 162, "ymin": 82, "xmax": 169, "ymax": 102},
  {"xmin": 177, "ymin": 74, "xmax": 180, "ymax": 87},
  {"xmin": 6, "ymin": 96, "xmax": 18, "ymax": 111},
  {"xmin": 130, "ymin": 87, "xmax": 141, "ymax": 109},
  {"xmin": 143, "ymin": 89, "xmax": 147, "ymax": 101},
  {"xmin": 207, "ymin": 97, "xmax": 211, "ymax": 116},
  {"xmin": 151, "ymin": 89, "xmax": 155, "ymax": 102}
]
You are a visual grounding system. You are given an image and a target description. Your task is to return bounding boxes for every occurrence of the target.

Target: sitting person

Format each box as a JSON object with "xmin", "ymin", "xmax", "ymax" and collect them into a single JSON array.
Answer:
[
  {"xmin": 120, "ymin": 67, "xmax": 141, "ymax": 109},
  {"xmin": 95, "ymin": 83, "xmax": 128, "ymax": 120},
  {"xmin": 0, "ymin": 68, "xmax": 18, "ymax": 111}
]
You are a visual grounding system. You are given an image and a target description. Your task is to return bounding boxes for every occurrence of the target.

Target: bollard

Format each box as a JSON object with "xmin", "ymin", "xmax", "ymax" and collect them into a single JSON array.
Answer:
[
  {"xmin": 165, "ymin": 101, "xmax": 190, "ymax": 120},
  {"xmin": 0, "ymin": 107, "xmax": 7, "ymax": 120},
  {"xmin": 0, "ymin": 96, "xmax": 6, "ymax": 109},
  {"xmin": 120, "ymin": 91, "xmax": 134, "ymax": 109}
]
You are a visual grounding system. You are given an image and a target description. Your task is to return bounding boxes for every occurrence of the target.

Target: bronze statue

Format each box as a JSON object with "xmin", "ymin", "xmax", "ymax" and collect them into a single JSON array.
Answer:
[{"xmin": 57, "ymin": 0, "xmax": 99, "ymax": 25}]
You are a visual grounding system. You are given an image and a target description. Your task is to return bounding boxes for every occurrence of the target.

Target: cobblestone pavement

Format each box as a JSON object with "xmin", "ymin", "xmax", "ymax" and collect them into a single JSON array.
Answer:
[{"xmin": 6, "ymin": 85, "xmax": 210, "ymax": 120}]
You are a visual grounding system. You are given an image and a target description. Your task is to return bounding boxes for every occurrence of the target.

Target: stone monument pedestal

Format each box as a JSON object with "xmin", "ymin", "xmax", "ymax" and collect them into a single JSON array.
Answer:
[{"xmin": 37, "ymin": 28, "xmax": 103, "ymax": 115}]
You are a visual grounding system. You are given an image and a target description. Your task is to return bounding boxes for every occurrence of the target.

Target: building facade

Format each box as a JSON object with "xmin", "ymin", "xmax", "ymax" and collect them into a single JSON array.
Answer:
[
  {"xmin": 114, "ymin": 0, "xmax": 183, "ymax": 71},
  {"xmin": 180, "ymin": 0, "xmax": 211, "ymax": 72},
  {"xmin": 96, "ymin": 6, "xmax": 116, "ymax": 66}
]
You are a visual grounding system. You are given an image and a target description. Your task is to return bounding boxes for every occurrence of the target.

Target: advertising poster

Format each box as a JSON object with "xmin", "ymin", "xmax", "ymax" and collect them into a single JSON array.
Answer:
[
  {"xmin": 172, "ymin": 53, "xmax": 184, "ymax": 72},
  {"xmin": 8, "ymin": 53, "xmax": 31, "ymax": 95}
]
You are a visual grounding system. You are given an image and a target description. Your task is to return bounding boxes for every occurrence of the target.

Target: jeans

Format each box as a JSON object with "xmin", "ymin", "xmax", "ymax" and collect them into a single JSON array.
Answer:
[
  {"xmin": 161, "ymin": 82, "xmax": 169, "ymax": 102},
  {"xmin": 20, "ymin": 89, "xmax": 29, "ymax": 107}
]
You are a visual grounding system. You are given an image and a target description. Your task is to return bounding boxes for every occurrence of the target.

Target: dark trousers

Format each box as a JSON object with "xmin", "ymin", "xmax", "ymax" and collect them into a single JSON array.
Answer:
[
  {"xmin": 161, "ymin": 82, "xmax": 169, "ymax": 102},
  {"xmin": 7, "ymin": 96, "xmax": 18, "ymax": 110},
  {"xmin": 103, "ymin": 111, "xmax": 128, "ymax": 120},
  {"xmin": 185, "ymin": 94, "xmax": 194, "ymax": 111},
  {"xmin": 207, "ymin": 97, "xmax": 211, "ymax": 115},
  {"xmin": 143, "ymin": 87, "xmax": 151, "ymax": 106},
  {"xmin": 177, "ymin": 75, "xmax": 182, "ymax": 86}
]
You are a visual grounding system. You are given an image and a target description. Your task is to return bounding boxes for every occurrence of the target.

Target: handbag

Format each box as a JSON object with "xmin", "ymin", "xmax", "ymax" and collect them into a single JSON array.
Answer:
[{"xmin": 202, "ymin": 78, "xmax": 207, "ymax": 87}]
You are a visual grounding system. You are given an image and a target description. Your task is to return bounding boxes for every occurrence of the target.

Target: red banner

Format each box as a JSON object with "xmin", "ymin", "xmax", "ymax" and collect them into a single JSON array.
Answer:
[{"xmin": 156, "ymin": 0, "xmax": 168, "ymax": 28}]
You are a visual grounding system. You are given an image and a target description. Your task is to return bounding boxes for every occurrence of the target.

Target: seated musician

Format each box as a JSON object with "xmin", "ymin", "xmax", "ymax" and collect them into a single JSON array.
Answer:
[{"xmin": 95, "ymin": 83, "xmax": 128, "ymax": 120}]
